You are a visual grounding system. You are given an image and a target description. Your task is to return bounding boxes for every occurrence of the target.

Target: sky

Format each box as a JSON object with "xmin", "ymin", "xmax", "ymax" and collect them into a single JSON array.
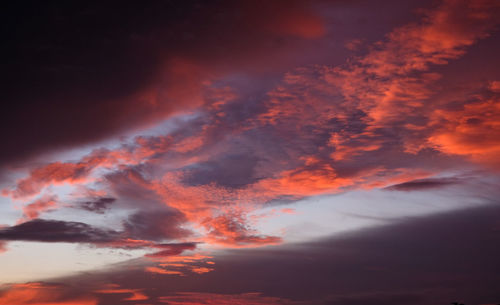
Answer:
[{"xmin": 1, "ymin": 0, "xmax": 500, "ymax": 304}]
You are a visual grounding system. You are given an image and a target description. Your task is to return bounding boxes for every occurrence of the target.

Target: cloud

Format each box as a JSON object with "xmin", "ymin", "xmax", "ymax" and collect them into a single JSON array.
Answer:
[
  {"xmin": 0, "ymin": 282, "xmax": 97, "ymax": 305},
  {"xmin": 190, "ymin": 266, "xmax": 214, "ymax": 274},
  {"xmin": 202, "ymin": 211, "xmax": 282, "ymax": 247},
  {"xmin": 195, "ymin": 204, "xmax": 500, "ymax": 304},
  {"xmin": 323, "ymin": 0, "xmax": 500, "ymax": 165},
  {"xmin": 94, "ymin": 284, "xmax": 148, "ymax": 302},
  {"xmin": 145, "ymin": 243, "xmax": 197, "ymax": 258},
  {"xmin": 145, "ymin": 267, "xmax": 185, "ymax": 276},
  {"xmin": 2, "ymin": 204, "xmax": 497, "ymax": 304},
  {"xmin": 157, "ymin": 292, "xmax": 297, "ymax": 305},
  {"xmin": 0, "ymin": 1, "xmax": 499, "ymax": 303},
  {"xmin": 77, "ymin": 197, "xmax": 116, "ymax": 214},
  {"xmin": 180, "ymin": 154, "xmax": 261, "ymax": 189},
  {"xmin": 19, "ymin": 195, "xmax": 58, "ymax": 223},
  {"xmin": 1, "ymin": 0, "xmax": 499, "ymax": 258},
  {"xmin": 385, "ymin": 177, "xmax": 460, "ymax": 191},
  {"xmin": 146, "ymin": 253, "xmax": 216, "ymax": 276},
  {"xmin": 144, "ymin": 251, "xmax": 218, "ymax": 276},
  {"xmin": 4, "ymin": 149, "xmax": 115, "ymax": 198},
  {"xmin": 427, "ymin": 91, "xmax": 500, "ymax": 166},
  {"xmin": 0, "ymin": 0, "xmax": 328, "ymax": 168},
  {"xmin": 123, "ymin": 210, "xmax": 192, "ymax": 242},
  {"xmin": 0, "ymin": 219, "xmax": 119, "ymax": 243},
  {"xmin": 0, "ymin": 214, "xmax": 197, "ymax": 255},
  {"xmin": 330, "ymin": 292, "xmax": 424, "ymax": 305}
]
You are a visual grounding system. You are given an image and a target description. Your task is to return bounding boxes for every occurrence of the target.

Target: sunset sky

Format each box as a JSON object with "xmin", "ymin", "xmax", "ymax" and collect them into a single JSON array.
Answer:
[{"xmin": 1, "ymin": 0, "xmax": 500, "ymax": 304}]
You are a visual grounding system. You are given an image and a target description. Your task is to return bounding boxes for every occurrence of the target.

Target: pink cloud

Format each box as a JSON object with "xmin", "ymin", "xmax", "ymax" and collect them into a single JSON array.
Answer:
[{"xmin": 18, "ymin": 195, "xmax": 58, "ymax": 223}]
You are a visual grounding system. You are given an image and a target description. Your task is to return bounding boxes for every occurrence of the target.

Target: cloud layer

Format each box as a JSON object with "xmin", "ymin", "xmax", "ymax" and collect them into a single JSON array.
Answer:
[{"xmin": 0, "ymin": 0, "xmax": 499, "ymax": 303}]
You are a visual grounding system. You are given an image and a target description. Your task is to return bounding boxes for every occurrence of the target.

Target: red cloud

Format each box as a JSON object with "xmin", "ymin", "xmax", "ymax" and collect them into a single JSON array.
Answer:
[{"xmin": 0, "ymin": 282, "xmax": 96, "ymax": 305}]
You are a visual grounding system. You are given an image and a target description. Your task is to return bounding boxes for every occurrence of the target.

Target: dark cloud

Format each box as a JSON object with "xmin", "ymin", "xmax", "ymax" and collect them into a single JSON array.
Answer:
[
  {"xmin": 36, "ymin": 204, "xmax": 500, "ymax": 305},
  {"xmin": 78, "ymin": 197, "xmax": 116, "ymax": 214},
  {"xmin": 123, "ymin": 210, "xmax": 191, "ymax": 241},
  {"xmin": 0, "ymin": 210, "xmax": 192, "ymax": 247},
  {"xmin": 181, "ymin": 154, "xmax": 261, "ymax": 189},
  {"xmin": 385, "ymin": 177, "xmax": 461, "ymax": 191},
  {"xmin": 2, "ymin": 202, "xmax": 498, "ymax": 304},
  {"xmin": 0, "ymin": 0, "xmax": 331, "ymax": 168},
  {"xmin": 104, "ymin": 166, "xmax": 159, "ymax": 203},
  {"xmin": 328, "ymin": 292, "xmax": 424, "ymax": 305},
  {"xmin": 0, "ymin": 219, "xmax": 119, "ymax": 243}
]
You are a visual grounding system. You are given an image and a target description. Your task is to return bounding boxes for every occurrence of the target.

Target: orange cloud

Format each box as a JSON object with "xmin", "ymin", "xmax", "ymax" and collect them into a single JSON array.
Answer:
[
  {"xmin": 427, "ymin": 95, "xmax": 500, "ymax": 165},
  {"xmin": 201, "ymin": 211, "xmax": 282, "ymax": 247},
  {"xmin": 0, "ymin": 282, "xmax": 96, "ymax": 305},
  {"xmin": 4, "ymin": 150, "xmax": 117, "ymax": 199},
  {"xmin": 145, "ymin": 252, "xmax": 217, "ymax": 276},
  {"xmin": 324, "ymin": 0, "xmax": 500, "ymax": 140},
  {"xmin": 190, "ymin": 266, "xmax": 214, "ymax": 274},
  {"xmin": 94, "ymin": 285, "xmax": 148, "ymax": 301},
  {"xmin": 256, "ymin": 163, "xmax": 353, "ymax": 197},
  {"xmin": 145, "ymin": 267, "xmax": 185, "ymax": 276}
]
